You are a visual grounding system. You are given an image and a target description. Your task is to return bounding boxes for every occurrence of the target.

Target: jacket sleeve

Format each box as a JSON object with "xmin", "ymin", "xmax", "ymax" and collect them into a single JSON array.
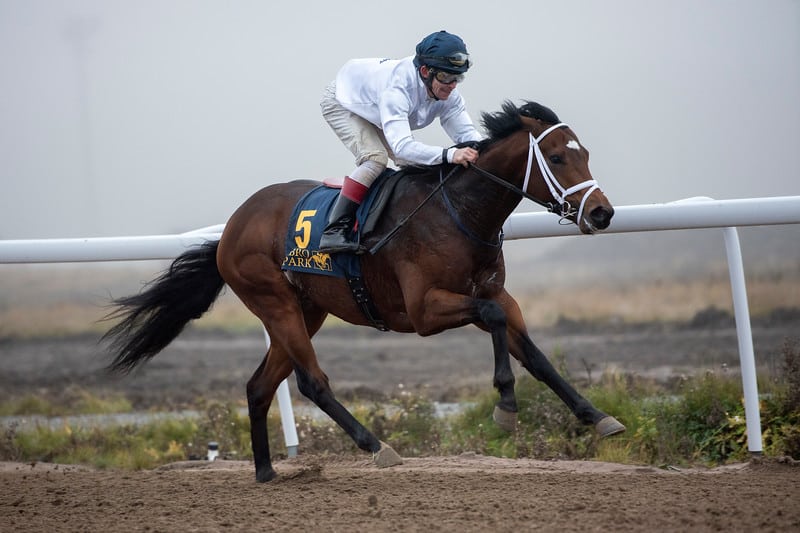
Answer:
[{"xmin": 379, "ymin": 87, "xmax": 445, "ymax": 166}]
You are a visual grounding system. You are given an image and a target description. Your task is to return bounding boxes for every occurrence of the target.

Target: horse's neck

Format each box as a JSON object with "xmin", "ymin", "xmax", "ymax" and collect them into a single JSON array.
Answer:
[
  {"xmin": 445, "ymin": 166, "xmax": 523, "ymax": 240},
  {"xmin": 454, "ymin": 131, "xmax": 549, "ymax": 234}
]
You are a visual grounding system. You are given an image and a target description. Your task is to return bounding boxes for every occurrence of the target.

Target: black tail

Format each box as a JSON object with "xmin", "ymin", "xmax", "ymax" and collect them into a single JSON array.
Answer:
[{"xmin": 102, "ymin": 240, "xmax": 225, "ymax": 374}]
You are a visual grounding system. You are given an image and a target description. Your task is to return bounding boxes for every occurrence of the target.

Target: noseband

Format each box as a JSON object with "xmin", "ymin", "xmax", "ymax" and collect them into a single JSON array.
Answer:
[{"xmin": 471, "ymin": 123, "xmax": 599, "ymax": 225}]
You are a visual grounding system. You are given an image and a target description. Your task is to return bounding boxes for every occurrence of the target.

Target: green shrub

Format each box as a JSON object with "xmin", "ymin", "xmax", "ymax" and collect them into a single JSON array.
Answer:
[{"xmin": 761, "ymin": 339, "xmax": 800, "ymax": 458}]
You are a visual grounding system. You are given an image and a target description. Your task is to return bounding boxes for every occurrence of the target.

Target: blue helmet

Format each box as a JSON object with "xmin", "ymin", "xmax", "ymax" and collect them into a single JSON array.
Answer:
[{"xmin": 413, "ymin": 30, "xmax": 471, "ymax": 74}]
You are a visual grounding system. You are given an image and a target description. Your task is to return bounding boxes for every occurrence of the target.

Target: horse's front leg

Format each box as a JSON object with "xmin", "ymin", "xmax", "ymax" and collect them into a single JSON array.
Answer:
[
  {"xmin": 497, "ymin": 290, "xmax": 626, "ymax": 436},
  {"xmin": 411, "ymin": 289, "xmax": 518, "ymax": 431},
  {"xmin": 474, "ymin": 299, "xmax": 519, "ymax": 431}
]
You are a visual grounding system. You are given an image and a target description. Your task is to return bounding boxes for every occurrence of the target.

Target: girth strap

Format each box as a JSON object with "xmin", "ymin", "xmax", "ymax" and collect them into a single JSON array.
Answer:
[{"xmin": 346, "ymin": 276, "xmax": 389, "ymax": 331}]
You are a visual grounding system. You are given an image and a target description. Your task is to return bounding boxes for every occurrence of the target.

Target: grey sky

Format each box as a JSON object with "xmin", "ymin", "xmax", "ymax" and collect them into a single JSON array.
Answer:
[{"xmin": 1, "ymin": 0, "xmax": 798, "ymax": 239}]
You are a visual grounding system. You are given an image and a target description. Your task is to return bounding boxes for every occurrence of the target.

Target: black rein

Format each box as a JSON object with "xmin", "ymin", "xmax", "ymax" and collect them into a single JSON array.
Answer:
[{"xmin": 368, "ymin": 161, "xmax": 556, "ymax": 255}]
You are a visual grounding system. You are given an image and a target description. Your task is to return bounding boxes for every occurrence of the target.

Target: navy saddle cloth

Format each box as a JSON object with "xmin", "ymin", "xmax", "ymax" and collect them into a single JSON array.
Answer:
[{"xmin": 281, "ymin": 169, "xmax": 402, "ymax": 278}]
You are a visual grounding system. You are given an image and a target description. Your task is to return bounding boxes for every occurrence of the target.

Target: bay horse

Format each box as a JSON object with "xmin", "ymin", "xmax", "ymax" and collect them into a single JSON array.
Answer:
[{"xmin": 103, "ymin": 100, "xmax": 625, "ymax": 483}]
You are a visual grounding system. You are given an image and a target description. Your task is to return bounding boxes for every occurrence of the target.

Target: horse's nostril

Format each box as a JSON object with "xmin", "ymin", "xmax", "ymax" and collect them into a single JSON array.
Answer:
[{"xmin": 590, "ymin": 206, "xmax": 614, "ymax": 229}]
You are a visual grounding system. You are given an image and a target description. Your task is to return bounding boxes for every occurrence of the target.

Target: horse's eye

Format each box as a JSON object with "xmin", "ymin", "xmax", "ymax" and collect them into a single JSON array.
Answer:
[{"xmin": 549, "ymin": 155, "xmax": 563, "ymax": 165}]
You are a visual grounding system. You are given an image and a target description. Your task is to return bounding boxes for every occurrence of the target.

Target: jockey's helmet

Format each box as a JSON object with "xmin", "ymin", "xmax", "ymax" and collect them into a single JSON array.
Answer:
[{"xmin": 413, "ymin": 31, "xmax": 471, "ymax": 74}]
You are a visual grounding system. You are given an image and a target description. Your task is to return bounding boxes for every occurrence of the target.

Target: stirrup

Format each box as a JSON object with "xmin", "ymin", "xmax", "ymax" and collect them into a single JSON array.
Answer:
[
  {"xmin": 318, "ymin": 233, "xmax": 360, "ymax": 254},
  {"xmin": 318, "ymin": 240, "xmax": 360, "ymax": 254}
]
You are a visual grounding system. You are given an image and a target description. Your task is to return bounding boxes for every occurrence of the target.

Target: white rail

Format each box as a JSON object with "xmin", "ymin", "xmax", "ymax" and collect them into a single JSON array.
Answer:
[
  {"xmin": 503, "ymin": 195, "xmax": 800, "ymax": 238},
  {"xmin": 3, "ymin": 195, "xmax": 800, "ymax": 454}
]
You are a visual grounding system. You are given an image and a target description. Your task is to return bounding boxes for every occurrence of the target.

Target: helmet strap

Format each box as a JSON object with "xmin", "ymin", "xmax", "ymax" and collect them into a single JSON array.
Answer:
[{"xmin": 419, "ymin": 66, "xmax": 440, "ymax": 101}]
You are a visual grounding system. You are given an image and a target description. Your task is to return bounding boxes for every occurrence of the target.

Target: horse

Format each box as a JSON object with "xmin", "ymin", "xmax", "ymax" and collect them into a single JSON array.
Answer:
[{"xmin": 103, "ymin": 100, "xmax": 625, "ymax": 483}]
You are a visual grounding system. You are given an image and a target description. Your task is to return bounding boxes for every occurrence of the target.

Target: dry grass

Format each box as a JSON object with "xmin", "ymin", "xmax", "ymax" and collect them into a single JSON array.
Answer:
[
  {"xmin": 0, "ymin": 302, "xmax": 112, "ymax": 337},
  {"xmin": 515, "ymin": 273, "xmax": 800, "ymax": 326}
]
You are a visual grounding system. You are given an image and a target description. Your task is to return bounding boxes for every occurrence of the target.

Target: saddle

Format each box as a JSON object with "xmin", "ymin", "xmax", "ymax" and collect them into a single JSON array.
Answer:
[{"xmin": 321, "ymin": 170, "xmax": 407, "ymax": 238}]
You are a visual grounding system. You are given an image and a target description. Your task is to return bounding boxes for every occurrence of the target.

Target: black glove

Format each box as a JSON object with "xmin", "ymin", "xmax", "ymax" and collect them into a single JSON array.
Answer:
[{"xmin": 451, "ymin": 140, "xmax": 481, "ymax": 150}]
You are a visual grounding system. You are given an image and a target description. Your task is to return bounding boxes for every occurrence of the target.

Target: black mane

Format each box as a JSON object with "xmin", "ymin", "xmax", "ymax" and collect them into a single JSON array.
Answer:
[{"xmin": 479, "ymin": 101, "xmax": 560, "ymax": 146}]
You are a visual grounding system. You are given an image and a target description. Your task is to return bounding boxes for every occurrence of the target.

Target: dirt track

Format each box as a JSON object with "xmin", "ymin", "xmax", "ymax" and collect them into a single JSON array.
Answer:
[{"xmin": 2, "ymin": 456, "xmax": 799, "ymax": 532}]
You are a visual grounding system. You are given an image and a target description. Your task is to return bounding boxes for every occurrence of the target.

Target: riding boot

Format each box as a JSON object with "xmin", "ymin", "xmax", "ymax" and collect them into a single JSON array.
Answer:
[{"xmin": 318, "ymin": 195, "xmax": 361, "ymax": 253}]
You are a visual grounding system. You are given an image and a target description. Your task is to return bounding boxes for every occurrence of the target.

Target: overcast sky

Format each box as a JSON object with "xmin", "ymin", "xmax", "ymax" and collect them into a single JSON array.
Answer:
[{"xmin": 1, "ymin": 0, "xmax": 798, "ymax": 239}]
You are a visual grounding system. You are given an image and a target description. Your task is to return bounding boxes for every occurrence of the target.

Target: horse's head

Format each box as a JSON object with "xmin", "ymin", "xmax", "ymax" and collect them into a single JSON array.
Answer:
[{"xmin": 480, "ymin": 101, "xmax": 614, "ymax": 234}]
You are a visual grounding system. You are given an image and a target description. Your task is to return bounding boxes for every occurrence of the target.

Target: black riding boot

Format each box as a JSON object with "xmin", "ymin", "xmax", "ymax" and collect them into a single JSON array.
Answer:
[{"xmin": 318, "ymin": 195, "xmax": 361, "ymax": 253}]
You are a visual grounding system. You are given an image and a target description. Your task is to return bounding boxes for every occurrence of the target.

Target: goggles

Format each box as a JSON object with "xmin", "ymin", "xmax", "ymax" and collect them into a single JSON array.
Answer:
[
  {"xmin": 431, "ymin": 69, "xmax": 465, "ymax": 84},
  {"xmin": 427, "ymin": 52, "xmax": 470, "ymax": 67}
]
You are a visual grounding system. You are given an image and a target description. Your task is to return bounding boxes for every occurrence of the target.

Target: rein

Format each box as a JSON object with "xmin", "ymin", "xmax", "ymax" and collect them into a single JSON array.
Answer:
[
  {"xmin": 439, "ymin": 168, "xmax": 504, "ymax": 248},
  {"xmin": 367, "ymin": 165, "xmax": 462, "ymax": 255}
]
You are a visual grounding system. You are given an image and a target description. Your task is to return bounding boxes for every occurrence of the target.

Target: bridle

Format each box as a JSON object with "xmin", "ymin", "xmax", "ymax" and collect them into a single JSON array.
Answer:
[
  {"xmin": 368, "ymin": 123, "xmax": 601, "ymax": 254},
  {"xmin": 470, "ymin": 123, "xmax": 599, "ymax": 225}
]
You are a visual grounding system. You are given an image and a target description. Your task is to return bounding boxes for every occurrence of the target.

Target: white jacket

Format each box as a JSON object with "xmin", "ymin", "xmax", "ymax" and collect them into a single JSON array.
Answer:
[{"xmin": 334, "ymin": 56, "xmax": 482, "ymax": 166}]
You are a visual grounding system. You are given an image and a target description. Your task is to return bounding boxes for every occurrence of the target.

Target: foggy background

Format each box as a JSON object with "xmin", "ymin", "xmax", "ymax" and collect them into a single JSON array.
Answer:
[{"xmin": 1, "ymin": 0, "xmax": 799, "ymax": 240}]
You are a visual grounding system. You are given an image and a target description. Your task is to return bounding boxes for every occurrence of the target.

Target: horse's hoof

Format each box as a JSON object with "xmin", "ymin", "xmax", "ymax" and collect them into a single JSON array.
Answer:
[
  {"xmin": 373, "ymin": 441, "xmax": 403, "ymax": 468},
  {"xmin": 596, "ymin": 416, "xmax": 626, "ymax": 437},
  {"xmin": 493, "ymin": 405, "xmax": 518, "ymax": 432},
  {"xmin": 255, "ymin": 466, "xmax": 278, "ymax": 483}
]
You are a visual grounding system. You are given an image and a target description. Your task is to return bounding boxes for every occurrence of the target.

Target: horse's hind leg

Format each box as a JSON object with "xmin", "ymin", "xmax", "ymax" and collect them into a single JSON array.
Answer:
[
  {"xmin": 290, "ymin": 348, "xmax": 403, "ymax": 467},
  {"xmin": 246, "ymin": 345, "xmax": 293, "ymax": 482},
  {"xmin": 247, "ymin": 295, "xmax": 401, "ymax": 471}
]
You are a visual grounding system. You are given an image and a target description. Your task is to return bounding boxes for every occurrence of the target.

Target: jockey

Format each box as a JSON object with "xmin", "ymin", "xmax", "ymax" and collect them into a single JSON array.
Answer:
[{"xmin": 318, "ymin": 30, "xmax": 483, "ymax": 253}]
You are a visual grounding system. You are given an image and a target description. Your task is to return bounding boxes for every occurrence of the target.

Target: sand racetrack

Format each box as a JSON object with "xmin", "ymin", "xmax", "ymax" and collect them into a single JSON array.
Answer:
[{"xmin": 2, "ymin": 455, "xmax": 799, "ymax": 532}]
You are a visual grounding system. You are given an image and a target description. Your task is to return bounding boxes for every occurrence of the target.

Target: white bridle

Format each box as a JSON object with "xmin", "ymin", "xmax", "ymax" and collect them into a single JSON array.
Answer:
[{"xmin": 521, "ymin": 123, "xmax": 600, "ymax": 225}]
